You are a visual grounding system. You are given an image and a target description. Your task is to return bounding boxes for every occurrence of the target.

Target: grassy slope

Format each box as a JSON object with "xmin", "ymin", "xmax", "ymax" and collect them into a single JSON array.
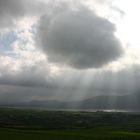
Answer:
[
  {"xmin": 0, "ymin": 128, "xmax": 140, "ymax": 140},
  {"xmin": 0, "ymin": 108, "xmax": 139, "ymax": 139}
]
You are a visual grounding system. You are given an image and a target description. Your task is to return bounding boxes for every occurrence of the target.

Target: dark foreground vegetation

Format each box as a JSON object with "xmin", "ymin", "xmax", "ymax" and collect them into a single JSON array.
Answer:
[{"xmin": 0, "ymin": 107, "xmax": 139, "ymax": 140}]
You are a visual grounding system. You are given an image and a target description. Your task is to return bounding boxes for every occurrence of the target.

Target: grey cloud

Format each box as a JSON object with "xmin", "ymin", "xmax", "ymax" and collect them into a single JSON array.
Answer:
[
  {"xmin": 0, "ymin": 0, "xmax": 46, "ymax": 28},
  {"xmin": 1, "ymin": 0, "xmax": 139, "ymax": 105},
  {"xmin": 37, "ymin": 4, "xmax": 124, "ymax": 69},
  {"xmin": 44, "ymin": 64, "xmax": 140, "ymax": 100},
  {"xmin": 0, "ymin": 85, "xmax": 55, "ymax": 104},
  {"xmin": 0, "ymin": 64, "xmax": 140, "ymax": 103},
  {"xmin": 0, "ymin": 61, "xmax": 52, "ymax": 87}
]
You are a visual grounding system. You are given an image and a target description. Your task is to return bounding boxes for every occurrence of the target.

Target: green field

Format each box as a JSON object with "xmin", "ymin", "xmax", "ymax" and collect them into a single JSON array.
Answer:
[
  {"xmin": 0, "ymin": 108, "xmax": 139, "ymax": 139},
  {"xmin": 0, "ymin": 128, "xmax": 140, "ymax": 140}
]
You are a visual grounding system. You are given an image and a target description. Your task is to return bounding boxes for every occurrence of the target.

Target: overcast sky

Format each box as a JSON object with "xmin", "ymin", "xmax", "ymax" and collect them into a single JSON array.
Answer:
[{"xmin": 0, "ymin": 0, "xmax": 140, "ymax": 103}]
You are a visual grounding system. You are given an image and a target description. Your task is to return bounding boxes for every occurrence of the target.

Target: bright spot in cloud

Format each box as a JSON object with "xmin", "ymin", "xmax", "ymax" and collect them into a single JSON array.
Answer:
[{"xmin": 113, "ymin": 0, "xmax": 140, "ymax": 49}]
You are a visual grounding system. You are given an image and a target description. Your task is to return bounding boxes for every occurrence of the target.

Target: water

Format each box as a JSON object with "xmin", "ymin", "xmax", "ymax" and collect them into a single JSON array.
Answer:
[{"xmin": 9, "ymin": 106, "xmax": 140, "ymax": 113}]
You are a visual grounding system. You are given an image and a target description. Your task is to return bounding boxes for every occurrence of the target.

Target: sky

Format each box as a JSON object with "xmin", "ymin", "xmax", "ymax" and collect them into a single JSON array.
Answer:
[{"xmin": 0, "ymin": 0, "xmax": 140, "ymax": 103}]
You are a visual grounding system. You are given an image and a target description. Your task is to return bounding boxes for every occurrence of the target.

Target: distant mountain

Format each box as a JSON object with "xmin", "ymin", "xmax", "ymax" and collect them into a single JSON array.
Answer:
[
  {"xmin": 79, "ymin": 94, "xmax": 140, "ymax": 110},
  {"xmin": 0, "ymin": 93, "xmax": 140, "ymax": 110},
  {"xmin": 30, "ymin": 93, "xmax": 140, "ymax": 110},
  {"xmin": 27, "ymin": 100, "xmax": 68, "ymax": 109}
]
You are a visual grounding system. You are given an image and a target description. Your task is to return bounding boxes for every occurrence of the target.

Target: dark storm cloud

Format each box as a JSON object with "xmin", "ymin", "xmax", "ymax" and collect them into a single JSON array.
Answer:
[
  {"xmin": 54, "ymin": 65, "xmax": 140, "ymax": 99},
  {"xmin": 1, "ymin": 0, "xmax": 139, "ymax": 105},
  {"xmin": 0, "ymin": 60, "xmax": 53, "ymax": 87},
  {"xmin": 0, "ymin": 85, "xmax": 55, "ymax": 104},
  {"xmin": 0, "ymin": 64, "xmax": 140, "ymax": 103},
  {"xmin": 0, "ymin": 0, "xmax": 45, "ymax": 28},
  {"xmin": 37, "ymin": 4, "xmax": 123, "ymax": 69},
  {"xmin": 0, "ymin": 73, "xmax": 48, "ymax": 87}
]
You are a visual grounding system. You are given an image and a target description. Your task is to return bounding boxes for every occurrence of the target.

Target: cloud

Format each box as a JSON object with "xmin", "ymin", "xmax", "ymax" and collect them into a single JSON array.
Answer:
[
  {"xmin": 0, "ymin": 0, "xmax": 46, "ymax": 29},
  {"xmin": 51, "ymin": 64, "xmax": 140, "ymax": 101},
  {"xmin": 0, "ymin": 28, "xmax": 53, "ymax": 87},
  {"xmin": 0, "ymin": 63, "xmax": 50, "ymax": 87},
  {"xmin": 0, "ymin": 0, "xmax": 140, "ymax": 105},
  {"xmin": 37, "ymin": 3, "xmax": 124, "ymax": 69},
  {"xmin": 0, "ymin": 64, "xmax": 140, "ymax": 103},
  {"xmin": 0, "ymin": 54, "xmax": 51, "ymax": 87},
  {"xmin": 0, "ymin": 0, "xmax": 24, "ymax": 28}
]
